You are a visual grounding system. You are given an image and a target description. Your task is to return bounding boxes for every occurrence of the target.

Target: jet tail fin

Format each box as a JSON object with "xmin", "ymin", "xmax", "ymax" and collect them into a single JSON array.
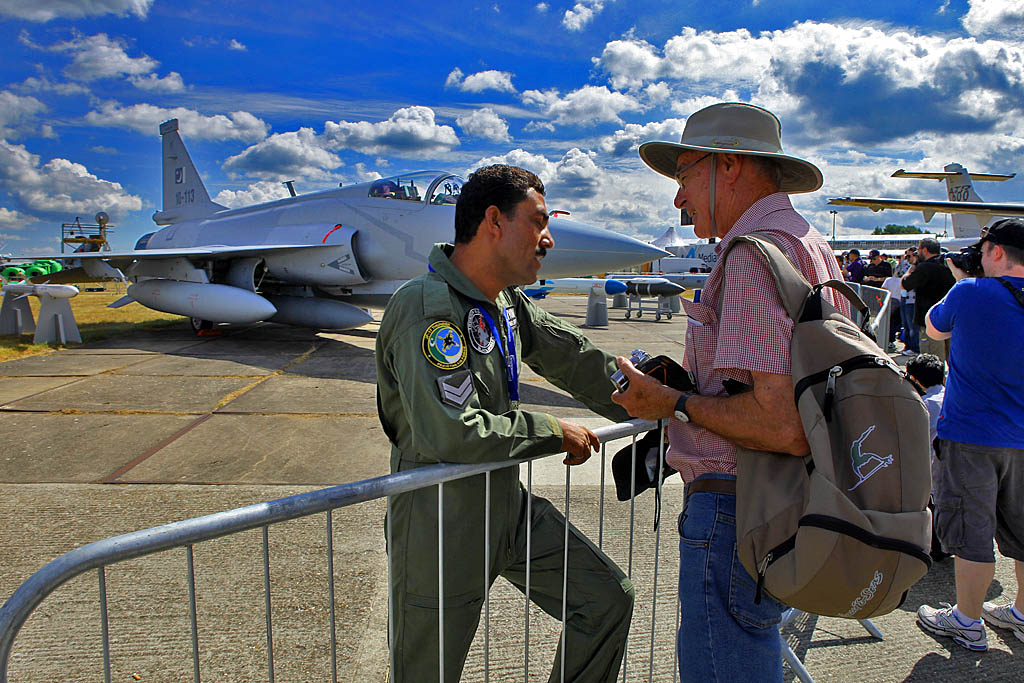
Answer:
[
  {"xmin": 152, "ymin": 119, "xmax": 227, "ymax": 225},
  {"xmin": 943, "ymin": 163, "xmax": 986, "ymax": 238}
]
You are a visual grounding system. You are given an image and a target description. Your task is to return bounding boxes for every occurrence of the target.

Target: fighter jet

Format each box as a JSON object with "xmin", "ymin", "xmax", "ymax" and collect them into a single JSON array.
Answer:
[
  {"xmin": 33, "ymin": 119, "xmax": 667, "ymax": 332},
  {"xmin": 828, "ymin": 163, "xmax": 1024, "ymax": 248}
]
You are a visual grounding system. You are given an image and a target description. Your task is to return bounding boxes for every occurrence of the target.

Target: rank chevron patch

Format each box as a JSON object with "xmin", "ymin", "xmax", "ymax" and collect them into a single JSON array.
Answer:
[{"xmin": 436, "ymin": 370, "xmax": 475, "ymax": 408}]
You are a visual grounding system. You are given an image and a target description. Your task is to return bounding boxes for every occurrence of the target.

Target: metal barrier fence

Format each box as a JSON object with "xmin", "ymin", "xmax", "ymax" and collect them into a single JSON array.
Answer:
[{"xmin": 0, "ymin": 418, "xmax": 686, "ymax": 682}]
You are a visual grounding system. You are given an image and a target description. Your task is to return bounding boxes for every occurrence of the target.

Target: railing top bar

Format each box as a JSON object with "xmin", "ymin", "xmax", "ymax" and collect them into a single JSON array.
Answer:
[{"xmin": 0, "ymin": 418, "xmax": 656, "ymax": 677}]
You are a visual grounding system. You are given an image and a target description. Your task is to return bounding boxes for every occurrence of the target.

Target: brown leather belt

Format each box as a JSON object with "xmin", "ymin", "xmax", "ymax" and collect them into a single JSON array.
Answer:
[{"xmin": 685, "ymin": 478, "xmax": 736, "ymax": 500}]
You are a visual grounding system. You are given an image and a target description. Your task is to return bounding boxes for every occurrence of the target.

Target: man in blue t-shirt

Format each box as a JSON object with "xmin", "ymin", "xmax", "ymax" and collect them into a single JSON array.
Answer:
[{"xmin": 916, "ymin": 218, "xmax": 1024, "ymax": 652}]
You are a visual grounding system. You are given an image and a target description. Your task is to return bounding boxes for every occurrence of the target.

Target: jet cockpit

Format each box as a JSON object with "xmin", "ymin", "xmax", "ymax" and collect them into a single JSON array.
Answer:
[{"xmin": 367, "ymin": 171, "xmax": 465, "ymax": 205}]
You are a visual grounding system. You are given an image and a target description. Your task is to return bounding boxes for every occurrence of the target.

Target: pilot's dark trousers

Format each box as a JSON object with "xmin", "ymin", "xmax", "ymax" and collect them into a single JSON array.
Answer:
[{"xmin": 388, "ymin": 482, "xmax": 634, "ymax": 682}]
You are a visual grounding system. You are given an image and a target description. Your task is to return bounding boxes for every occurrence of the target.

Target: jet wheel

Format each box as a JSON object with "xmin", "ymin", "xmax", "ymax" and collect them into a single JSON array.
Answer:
[{"xmin": 190, "ymin": 318, "xmax": 214, "ymax": 334}]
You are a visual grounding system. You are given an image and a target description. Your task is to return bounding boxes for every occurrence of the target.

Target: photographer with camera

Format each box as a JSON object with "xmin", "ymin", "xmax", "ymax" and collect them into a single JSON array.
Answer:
[
  {"xmin": 902, "ymin": 237, "xmax": 955, "ymax": 361},
  {"xmin": 916, "ymin": 219, "xmax": 1024, "ymax": 651}
]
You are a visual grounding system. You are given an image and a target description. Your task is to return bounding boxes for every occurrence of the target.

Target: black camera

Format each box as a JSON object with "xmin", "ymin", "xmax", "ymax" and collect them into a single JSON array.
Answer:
[
  {"xmin": 947, "ymin": 245, "xmax": 984, "ymax": 277},
  {"xmin": 611, "ymin": 348, "xmax": 695, "ymax": 393}
]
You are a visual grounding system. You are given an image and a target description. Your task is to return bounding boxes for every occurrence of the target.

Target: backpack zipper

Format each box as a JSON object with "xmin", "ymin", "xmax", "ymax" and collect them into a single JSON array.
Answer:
[
  {"xmin": 794, "ymin": 354, "xmax": 900, "ymax": 420},
  {"xmin": 752, "ymin": 514, "xmax": 931, "ymax": 604},
  {"xmin": 754, "ymin": 535, "xmax": 795, "ymax": 604}
]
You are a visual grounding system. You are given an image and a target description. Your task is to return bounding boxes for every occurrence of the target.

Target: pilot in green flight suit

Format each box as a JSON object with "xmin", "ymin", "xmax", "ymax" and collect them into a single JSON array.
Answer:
[{"xmin": 376, "ymin": 165, "xmax": 634, "ymax": 682}]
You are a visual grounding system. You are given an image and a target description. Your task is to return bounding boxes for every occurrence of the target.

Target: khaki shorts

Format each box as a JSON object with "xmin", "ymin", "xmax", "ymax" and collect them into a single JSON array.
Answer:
[{"xmin": 933, "ymin": 439, "xmax": 1024, "ymax": 563}]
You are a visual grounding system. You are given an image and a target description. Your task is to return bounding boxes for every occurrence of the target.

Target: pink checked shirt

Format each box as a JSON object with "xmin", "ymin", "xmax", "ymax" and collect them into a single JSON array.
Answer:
[{"xmin": 667, "ymin": 192, "xmax": 849, "ymax": 482}]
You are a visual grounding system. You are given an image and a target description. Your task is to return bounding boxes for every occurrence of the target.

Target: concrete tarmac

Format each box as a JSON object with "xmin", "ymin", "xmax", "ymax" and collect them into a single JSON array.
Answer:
[{"xmin": 0, "ymin": 296, "xmax": 1021, "ymax": 681}]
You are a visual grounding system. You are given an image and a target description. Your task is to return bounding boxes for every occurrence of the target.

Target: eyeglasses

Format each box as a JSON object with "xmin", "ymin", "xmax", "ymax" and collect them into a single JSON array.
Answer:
[{"xmin": 674, "ymin": 153, "xmax": 713, "ymax": 190}]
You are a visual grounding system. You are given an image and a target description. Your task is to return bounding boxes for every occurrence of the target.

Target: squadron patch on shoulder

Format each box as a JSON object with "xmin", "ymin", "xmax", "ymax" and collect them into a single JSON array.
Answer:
[
  {"xmin": 466, "ymin": 308, "xmax": 496, "ymax": 354},
  {"xmin": 437, "ymin": 369, "xmax": 475, "ymax": 408},
  {"xmin": 422, "ymin": 320, "xmax": 467, "ymax": 370}
]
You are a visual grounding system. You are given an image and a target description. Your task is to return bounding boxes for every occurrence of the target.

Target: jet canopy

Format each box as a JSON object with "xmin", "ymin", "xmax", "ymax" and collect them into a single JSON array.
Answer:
[{"xmin": 367, "ymin": 172, "xmax": 465, "ymax": 205}]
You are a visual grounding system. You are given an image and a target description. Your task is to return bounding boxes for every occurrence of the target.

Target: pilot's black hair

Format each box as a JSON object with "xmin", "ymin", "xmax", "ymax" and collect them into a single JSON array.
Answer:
[
  {"xmin": 454, "ymin": 165, "xmax": 545, "ymax": 244},
  {"xmin": 906, "ymin": 353, "xmax": 945, "ymax": 390}
]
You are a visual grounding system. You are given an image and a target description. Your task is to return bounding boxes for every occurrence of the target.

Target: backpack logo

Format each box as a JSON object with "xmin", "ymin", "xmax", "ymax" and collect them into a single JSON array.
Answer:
[
  {"xmin": 839, "ymin": 570, "xmax": 884, "ymax": 617},
  {"xmin": 848, "ymin": 425, "xmax": 893, "ymax": 491}
]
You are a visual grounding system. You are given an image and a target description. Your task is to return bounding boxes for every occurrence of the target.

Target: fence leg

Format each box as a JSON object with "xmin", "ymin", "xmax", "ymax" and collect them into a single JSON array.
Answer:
[
  {"xmin": 186, "ymin": 545, "xmax": 201, "ymax": 683},
  {"xmin": 262, "ymin": 526, "xmax": 275, "ymax": 683},
  {"xmin": 98, "ymin": 567, "xmax": 111, "ymax": 683}
]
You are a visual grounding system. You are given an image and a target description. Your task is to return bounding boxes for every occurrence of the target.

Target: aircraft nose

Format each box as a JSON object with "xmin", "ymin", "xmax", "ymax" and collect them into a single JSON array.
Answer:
[{"xmin": 539, "ymin": 218, "xmax": 668, "ymax": 278}]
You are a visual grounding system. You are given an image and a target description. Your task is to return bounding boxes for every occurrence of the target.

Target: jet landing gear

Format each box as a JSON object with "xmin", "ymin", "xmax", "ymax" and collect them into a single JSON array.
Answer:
[{"xmin": 190, "ymin": 318, "xmax": 221, "ymax": 336}]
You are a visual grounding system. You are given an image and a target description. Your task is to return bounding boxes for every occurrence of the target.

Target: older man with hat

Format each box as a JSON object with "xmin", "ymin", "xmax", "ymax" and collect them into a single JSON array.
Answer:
[
  {"xmin": 611, "ymin": 102, "xmax": 847, "ymax": 681},
  {"xmin": 916, "ymin": 218, "xmax": 1024, "ymax": 651}
]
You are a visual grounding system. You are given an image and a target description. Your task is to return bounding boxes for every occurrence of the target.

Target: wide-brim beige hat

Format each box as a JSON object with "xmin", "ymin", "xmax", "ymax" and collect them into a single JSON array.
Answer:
[{"xmin": 638, "ymin": 102, "xmax": 822, "ymax": 194}]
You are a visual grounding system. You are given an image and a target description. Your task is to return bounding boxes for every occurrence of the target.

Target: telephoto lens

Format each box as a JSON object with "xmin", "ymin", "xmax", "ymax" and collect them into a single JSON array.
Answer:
[{"xmin": 948, "ymin": 245, "xmax": 984, "ymax": 277}]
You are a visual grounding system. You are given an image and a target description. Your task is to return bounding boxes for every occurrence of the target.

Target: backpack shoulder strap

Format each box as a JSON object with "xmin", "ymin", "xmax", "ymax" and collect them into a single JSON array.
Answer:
[
  {"xmin": 996, "ymin": 277, "xmax": 1024, "ymax": 310},
  {"xmin": 720, "ymin": 233, "xmax": 871, "ymax": 325}
]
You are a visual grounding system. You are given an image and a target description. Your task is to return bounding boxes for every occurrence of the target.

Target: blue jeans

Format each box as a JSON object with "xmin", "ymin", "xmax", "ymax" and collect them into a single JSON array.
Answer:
[
  {"xmin": 900, "ymin": 299, "xmax": 919, "ymax": 352},
  {"xmin": 678, "ymin": 474, "xmax": 784, "ymax": 682}
]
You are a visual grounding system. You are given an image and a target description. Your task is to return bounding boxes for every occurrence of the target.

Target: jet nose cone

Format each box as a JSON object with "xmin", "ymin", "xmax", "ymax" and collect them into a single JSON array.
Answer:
[{"xmin": 540, "ymin": 219, "xmax": 669, "ymax": 278}]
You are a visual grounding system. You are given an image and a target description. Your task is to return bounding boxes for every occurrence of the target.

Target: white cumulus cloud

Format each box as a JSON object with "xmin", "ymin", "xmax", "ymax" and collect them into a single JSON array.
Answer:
[
  {"xmin": 0, "ymin": 91, "xmax": 47, "ymax": 139},
  {"xmin": 47, "ymin": 32, "xmax": 158, "ymax": 82},
  {"xmin": 0, "ymin": 0, "xmax": 152, "ymax": 22},
  {"xmin": 445, "ymin": 68, "xmax": 516, "ymax": 93},
  {"xmin": 596, "ymin": 118, "xmax": 687, "ymax": 156},
  {"xmin": 563, "ymin": 0, "xmax": 608, "ymax": 31},
  {"xmin": 228, "ymin": 38, "xmax": 247, "ymax": 51},
  {"xmin": 0, "ymin": 207, "xmax": 32, "ymax": 229},
  {"xmin": 322, "ymin": 106, "xmax": 459, "ymax": 157},
  {"xmin": 456, "ymin": 107, "xmax": 511, "ymax": 142},
  {"xmin": 129, "ymin": 71, "xmax": 187, "ymax": 93},
  {"xmin": 522, "ymin": 85, "xmax": 643, "ymax": 126},
  {"xmin": 214, "ymin": 181, "xmax": 291, "ymax": 208},
  {"xmin": 222, "ymin": 128, "xmax": 341, "ymax": 179},
  {"xmin": 0, "ymin": 140, "xmax": 142, "ymax": 219},
  {"xmin": 85, "ymin": 102, "xmax": 269, "ymax": 142},
  {"xmin": 962, "ymin": 0, "xmax": 1024, "ymax": 38}
]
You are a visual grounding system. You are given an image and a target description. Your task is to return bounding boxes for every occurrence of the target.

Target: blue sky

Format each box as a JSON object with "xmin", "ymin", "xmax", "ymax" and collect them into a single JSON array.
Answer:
[{"xmin": 2, "ymin": 0, "xmax": 1024, "ymax": 254}]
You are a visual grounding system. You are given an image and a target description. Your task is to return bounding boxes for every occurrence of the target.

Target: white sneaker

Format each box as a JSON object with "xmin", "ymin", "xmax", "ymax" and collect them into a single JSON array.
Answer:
[
  {"xmin": 901, "ymin": 349, "xmax": 918, "ymax": 356},
  {"xmin": 917, "ymin": 603, "xmax": 988, "ymax": 651},
  {"xmin": 982, "ymin": 601, "xmax": 1024, "ymax": 644}
]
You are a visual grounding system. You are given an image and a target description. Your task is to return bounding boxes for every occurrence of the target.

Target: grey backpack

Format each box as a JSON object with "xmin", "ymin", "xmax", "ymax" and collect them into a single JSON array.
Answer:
[{"xmin": 724, "ymin": 235, "xmax": 932, "ymax": 619}]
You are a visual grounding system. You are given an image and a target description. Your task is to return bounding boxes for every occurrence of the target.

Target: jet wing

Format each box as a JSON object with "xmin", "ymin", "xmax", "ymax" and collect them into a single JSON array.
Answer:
[
  {"xmin": 31, "ymin": 244, "xmax": 336, "ymax": 269},
  {"xmin": 827, "ymin": 197, "xmax": 1024, "ymax": 223}
]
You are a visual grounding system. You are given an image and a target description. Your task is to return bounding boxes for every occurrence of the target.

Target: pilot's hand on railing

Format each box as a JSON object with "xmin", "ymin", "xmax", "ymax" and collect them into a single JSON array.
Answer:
[
  {"xmin": 558, "ymin": 419, "xmax": 600, "ymax": 465},
  {"xmin": 611, "ymin": 356, "xmax": 680, "ymax": 421}
]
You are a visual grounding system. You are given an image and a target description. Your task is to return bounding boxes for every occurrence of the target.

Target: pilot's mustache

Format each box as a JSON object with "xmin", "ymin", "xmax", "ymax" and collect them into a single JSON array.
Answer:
[{"xmin": 535, "ymin": 246, "xmax": 547, "ymax": 258}]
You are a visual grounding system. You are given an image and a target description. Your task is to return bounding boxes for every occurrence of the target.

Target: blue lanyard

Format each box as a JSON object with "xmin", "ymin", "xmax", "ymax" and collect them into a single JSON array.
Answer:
[{"xmin": 474, "ymin": 303, "xmax": 519, "ymax": 401}]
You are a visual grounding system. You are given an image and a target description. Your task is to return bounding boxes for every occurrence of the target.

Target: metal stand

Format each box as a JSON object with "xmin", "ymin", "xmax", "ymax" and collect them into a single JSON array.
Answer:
[
  {"xmin": 610, "ymin": 292, "xmax": 628, "ymax": 309},
  {"xmin": 0, "ymin": 285, "xmax": 82, "ymax": 343},
  {"xmin": 624, "ymin": 294, "xmax": 674, "ymax": 321},
  {"xmin": 779, "ymin": 608, "xmax": 883, "ymax": 682},
  {"xmin": 0, "ymin": 292, "xmax": 35, "ymax": 335},
  {"xmin": 584, "ymin": 286, "xmax": 609, "ymax": 327}
]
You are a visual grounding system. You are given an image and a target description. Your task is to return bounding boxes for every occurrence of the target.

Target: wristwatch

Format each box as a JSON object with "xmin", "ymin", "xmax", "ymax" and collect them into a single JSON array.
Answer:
[{"xmin": 674, "ymin": 392, "xmax": 695, "ymax": 423}]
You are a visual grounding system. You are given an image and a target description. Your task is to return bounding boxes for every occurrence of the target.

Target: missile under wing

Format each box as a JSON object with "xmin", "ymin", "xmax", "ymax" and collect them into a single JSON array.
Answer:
[{"xmin": 31, "ymin": 119, "xmax": 667, "ymax": 333}]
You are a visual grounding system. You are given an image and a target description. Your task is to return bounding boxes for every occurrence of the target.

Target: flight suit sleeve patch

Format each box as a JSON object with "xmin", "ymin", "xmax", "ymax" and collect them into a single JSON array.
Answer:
[
  {"xmin": 436, "ymin": 369, "xmax": 475, "ymax": 408},
  {"xmin": 422, "ymin": 320, "xmax": 467, "ymax": 370}
]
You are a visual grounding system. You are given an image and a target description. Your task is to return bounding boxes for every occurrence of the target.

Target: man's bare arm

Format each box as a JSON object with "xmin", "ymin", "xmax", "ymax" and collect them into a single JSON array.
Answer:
[{"xmin": 611, "ymin": 358, "xmax": 808, "ymax": 456}]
